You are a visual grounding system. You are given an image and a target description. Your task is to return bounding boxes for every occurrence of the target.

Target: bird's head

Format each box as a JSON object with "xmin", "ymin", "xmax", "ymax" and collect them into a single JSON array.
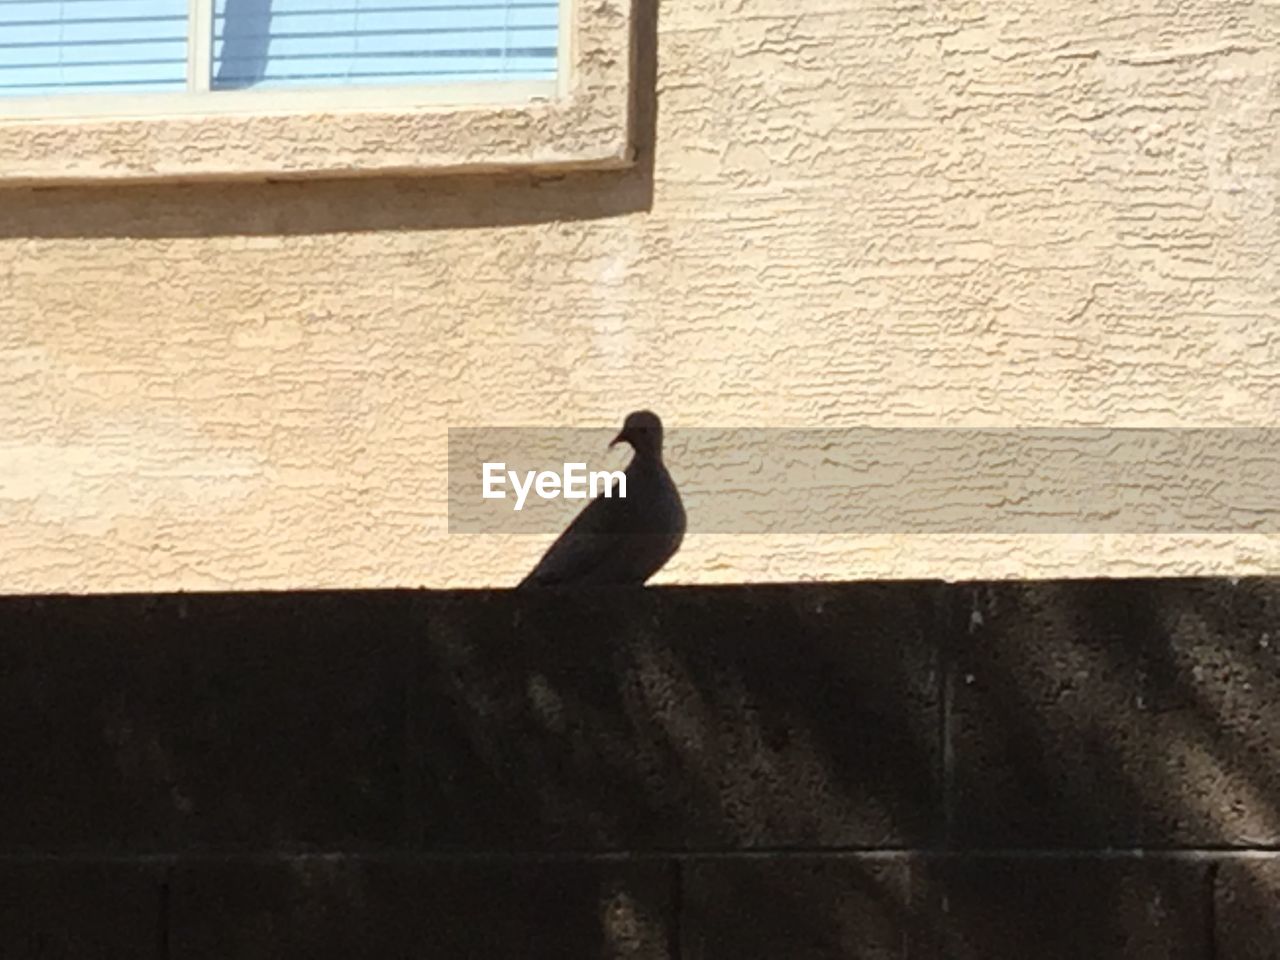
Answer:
[{"xmin": 610, "ymin": 410, "xmax": 664, "ymax": 458}]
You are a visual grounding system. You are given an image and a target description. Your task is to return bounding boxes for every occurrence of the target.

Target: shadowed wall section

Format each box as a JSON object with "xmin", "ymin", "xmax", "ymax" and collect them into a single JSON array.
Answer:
[{"xmin": 0, "ymin": 579, "xmax": 1276, "ymax": 957}]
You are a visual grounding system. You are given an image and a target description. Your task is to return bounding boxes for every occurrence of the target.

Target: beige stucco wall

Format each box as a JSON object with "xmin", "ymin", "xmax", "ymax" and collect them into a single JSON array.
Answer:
[{"xmin": 2, "ymin": 0, "xmax": 1279, "ymax": 593}]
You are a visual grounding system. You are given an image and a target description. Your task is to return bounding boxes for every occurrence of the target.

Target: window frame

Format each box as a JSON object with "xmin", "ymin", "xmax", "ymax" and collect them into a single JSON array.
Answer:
[{"xmin": 0, "ymin": 0, "xmax": 634, "ymax": 185}]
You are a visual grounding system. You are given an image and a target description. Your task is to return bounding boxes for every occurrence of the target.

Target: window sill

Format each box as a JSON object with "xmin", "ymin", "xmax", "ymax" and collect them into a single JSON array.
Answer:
[{"xmin": 0, "ymin": 0, "xmax": 634, "ymax": 187}]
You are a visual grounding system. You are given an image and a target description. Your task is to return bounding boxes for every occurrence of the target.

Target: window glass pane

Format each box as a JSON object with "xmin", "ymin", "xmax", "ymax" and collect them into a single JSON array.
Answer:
[
  {"xmin": 211, "ymin": 0, "xmax": 557, "ymax": 90},
  {"xmin": 0, "ymin": 0, "xmax": 187, "ymax": 96}
]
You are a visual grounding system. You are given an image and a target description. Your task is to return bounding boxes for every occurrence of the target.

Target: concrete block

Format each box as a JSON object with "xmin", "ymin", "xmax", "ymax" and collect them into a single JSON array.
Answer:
[
  {"xmin": 1214, "ymin": 856, "xmax": 1280, "ymax": 960},
  {"xmin": 950, "ymin": 579, "xmax": 1280, "ymax": 846},
  {"xmin": 682, "ymin": 856, "xmax": 919, "ymax": 960},
  {"xmin": 0, "ymin": 860, "xmax": 164, "ymax": 959},
  {"xmin": 0, "ymin": 592, "xmax": 413, "ymax": 852},
  {"xmin": 933, "ymin": 856, "xmax": 1209, "ymax": 960},
  {"xmin": 170, "ymin": 856, "xmax": 675, "ymax": 959},
  {"xmin": 416, "ymin": 583, "xmax": 943, "ymax": 849}
]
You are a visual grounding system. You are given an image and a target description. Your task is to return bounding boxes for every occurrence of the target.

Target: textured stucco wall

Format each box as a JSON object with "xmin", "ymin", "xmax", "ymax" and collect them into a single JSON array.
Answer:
[{"xmin": 2, "ymin": 0, "xmax": 1278, "ymax": 592}]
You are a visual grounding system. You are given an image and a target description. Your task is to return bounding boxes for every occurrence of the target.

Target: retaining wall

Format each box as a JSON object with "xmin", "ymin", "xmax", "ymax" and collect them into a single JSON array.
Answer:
[{"xmin": 2, "ymin": 580, "xmax": 1277, "ymax": 957}]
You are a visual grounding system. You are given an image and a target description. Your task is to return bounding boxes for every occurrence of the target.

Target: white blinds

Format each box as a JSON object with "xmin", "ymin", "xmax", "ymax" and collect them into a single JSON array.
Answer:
[
  {"xmin": 212, "ymin": 0, "xmax": 558, "ymax": 89},
  {"xmin": 0, "ymin": 0, "xmax": 557, "ymax": 97},
  {"xmin": 0, "ymin": 0, "xmax": 188, "ymax": 96}
]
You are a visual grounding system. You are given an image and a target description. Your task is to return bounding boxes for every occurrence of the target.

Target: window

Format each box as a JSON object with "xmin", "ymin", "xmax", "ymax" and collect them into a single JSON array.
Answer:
[
  {"xmin": 0, "ymin": 0, "xmax": 559, "ymax": 108},
  {"xmin": 0, "ymin": 0, "xmax": 633, "ymax": 184},
  {"xmin": 210, "ymin": 0, "xmax": 558, "ymax": 91}
]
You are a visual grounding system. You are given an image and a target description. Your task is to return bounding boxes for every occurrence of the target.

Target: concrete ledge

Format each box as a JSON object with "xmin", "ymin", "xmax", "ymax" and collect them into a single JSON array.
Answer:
[
  {"xmin": 0, "ymin": 861, "xmax": 165, "ymax": 959},
  {"xmin": 418, "ymin": 583, "xmax": 943, "ymax": 849},
  {"xmin": 683, "ymin": 854, "xmax": 1212, "ymax": 960},
  {"xmin": 931, "ymin": 856, "xmax": 1209, "ymax": 960},
  {"xmin": 1215, "ymin": 857, "xmax": 1280, "ymax": 960},
  {"xmin": 952, "ymin": 579, "xmax": 1280, "ymax": 847},
  {"xmin": 1, "ymin": 853, "xmax": 1267, "ymax": 959},
  {"xmin": 0, "ymin": 592, "xmax": 414, "ymax": 853},
  {"xmin": 682, "ymin": 856, "xmax": 916, "ymax": 959},
  {"xmin": 169, "ymin": 857, "xmax": 674, "ymax": 959},
  {"xmin": 3, "ymin": 579, "xmax": 1279, "ymax": 855},
  {"xmin": 1, "ymin": 579, "xmax": 1278, "ymax": 958}
]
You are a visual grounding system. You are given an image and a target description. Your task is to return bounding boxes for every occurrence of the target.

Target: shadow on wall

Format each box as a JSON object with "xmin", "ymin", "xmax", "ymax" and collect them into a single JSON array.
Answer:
[
  {"xmin": 0, "ymin": 580, "xmax": 1276, "ymax": 957},
  {"xmin": 420, "ymin": 584, "xmax": 945, "ymax": 852},
  {"xmin": 423, "ymin": 581, "xmax": 1279, "ymax": 958},
  {"xmin": 0, "ymin": 0, "xmax": 659, "ymax": 240}
]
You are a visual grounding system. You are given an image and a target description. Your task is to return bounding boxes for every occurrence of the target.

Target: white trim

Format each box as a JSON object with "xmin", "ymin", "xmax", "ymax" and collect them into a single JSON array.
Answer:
[
  {"xmin": 188, "ymin": 0, "xmax": 214, "ymax": 94},
  {"xmin": 0, "ymin": 79, "xmax": 558, "ymax": 123},
  {"xmin": 557, "ymin": 0, "xmax": 574, "ymax": 99}
]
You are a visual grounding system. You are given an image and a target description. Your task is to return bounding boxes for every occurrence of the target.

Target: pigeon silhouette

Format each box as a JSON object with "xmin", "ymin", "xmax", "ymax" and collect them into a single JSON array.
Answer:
[{"xmin": 518, "ymin": 410, "xmax": 685, "ymax": 588}]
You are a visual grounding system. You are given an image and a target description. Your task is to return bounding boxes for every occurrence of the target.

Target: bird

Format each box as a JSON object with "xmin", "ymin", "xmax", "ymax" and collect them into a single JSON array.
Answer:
[{"xmin": 517, "ymin": 410, "xmax": 685, "ymax": 588}]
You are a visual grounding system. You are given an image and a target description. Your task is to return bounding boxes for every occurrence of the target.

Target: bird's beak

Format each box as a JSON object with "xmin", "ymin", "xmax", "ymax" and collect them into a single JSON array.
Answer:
[{"xmin": 609, "ymin": 431, "xmax": 625, "ymax": 448}]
